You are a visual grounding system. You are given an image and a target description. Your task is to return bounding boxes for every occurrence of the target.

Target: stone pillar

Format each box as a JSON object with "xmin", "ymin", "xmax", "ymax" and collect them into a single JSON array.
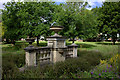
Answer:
[
  {"xmin": 52, "ymin": 48, "xmax": 66, "ymax": 63},
  {"xmin": 53, "ymin": 40, "xmax": 57, "ymax": 48},
  {"xmin": 47, "ymin": 37, "xmax": 67, "ymax": 63},
  {"xmin": 24, "ymin": 46, "xmax": 36, "ymax": 67},
  {"xmin": 52, "ymin": 48, "xmax": 57, "ymax": 63},
  {"xmin": 73, "ymin": 46, "xmax": 78, "ymax": 57},
  {"xmin": 68, "ymin": 43, "xmax": 78, "ymax": 58}
]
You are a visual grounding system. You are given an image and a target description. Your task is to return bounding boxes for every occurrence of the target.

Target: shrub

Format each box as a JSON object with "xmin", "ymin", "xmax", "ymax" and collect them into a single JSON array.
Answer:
[
  {"xmin": 78, "ymin": 50, "xmax": 103, "ymax": 66},
  {"xmin": 2, "ymin": 53, "xmax": 25, "ymax": 79},
  {"xmin": 12, "ymin": 52, "xmax": 102, "ymax": 78},
  {"xmin": 2, "ymin": 60, "xmax": 19, "ymax": 78},
  {"xmin": 44, "ymin": 51, "xmax": 103, "ymax": 78},
  {"xmin": 89, "ymin": 63, "xmax": 118, "ymax": 78},
  {"xmin": 38, "ymin": 42, "xmax": 47, "ymax": 47},
  {"xmin": 42, "ymin": 58, "xmax": 91, "ymax": 78},
  {"xmin": 87, "ymin": 54, "xmax": 120, "ymax": 78}
]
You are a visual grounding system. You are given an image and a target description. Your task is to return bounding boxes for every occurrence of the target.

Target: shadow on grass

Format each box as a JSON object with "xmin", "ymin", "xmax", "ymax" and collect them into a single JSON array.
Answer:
[
  {"xmin": 95, "ymin": 42, "xmax": 120, "ymax": 45},
  {"xmin": 66, "ymin": 43, "xmax": 97, "ymax": 48}
]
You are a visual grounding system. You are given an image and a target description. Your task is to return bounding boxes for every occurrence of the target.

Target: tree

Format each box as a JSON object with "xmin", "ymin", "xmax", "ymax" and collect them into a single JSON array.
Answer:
[
  {"xmin": 2, "ymin": 1, "xmax": 55, "ymax": 45},
  {"xmin": 2, "ymin": 2, "xmax": 24, "ymax": 44},
  {"xmin": 17, "ymin": 2, "xmax": 55, "ymax": 45},
  {"xmin": 0, "ymin": 22, "xmax": 6, "ymax": 39},
  {"xmin": 78, "ymin": 9, "xmax": 98, "ymax": 40},
  {"xmin": 97, "ymin": 2, "xmax": 120, "ymax": 45},
  {"xmin": 31, "ymin": 2, "xmax": 56, "ymax": 45},
  {"xmin": 52, "ymin": 2, "xmax": 98, "ymax": 43}
]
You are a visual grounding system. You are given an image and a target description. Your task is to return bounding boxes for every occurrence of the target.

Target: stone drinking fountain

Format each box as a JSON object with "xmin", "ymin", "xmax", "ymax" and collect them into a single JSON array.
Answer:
[{"xmin": 24, "ymin": 25, "xmax": 78, "ymax": 67}]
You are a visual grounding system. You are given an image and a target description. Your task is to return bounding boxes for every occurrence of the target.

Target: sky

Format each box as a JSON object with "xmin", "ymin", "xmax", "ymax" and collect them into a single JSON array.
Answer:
[{"xmin": 0, "ymin": 0, "xmax": 106, "ymax": 10}]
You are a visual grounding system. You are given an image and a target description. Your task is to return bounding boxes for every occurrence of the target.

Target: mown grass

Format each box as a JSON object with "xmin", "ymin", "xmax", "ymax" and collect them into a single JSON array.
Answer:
[
  {"xmin": 75, "ymin": 41, "xmax": 119, "ymax": 59},
  {"xmin": 1, "ymin": 40, "xmax": 120, "ymax": 78}
]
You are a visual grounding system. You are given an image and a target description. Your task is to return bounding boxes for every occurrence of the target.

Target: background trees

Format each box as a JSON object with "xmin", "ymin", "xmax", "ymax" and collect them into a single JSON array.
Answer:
[
  {"xmin": 2, "ymin": 2, "xmax": 23, "ymax": 44},
  {"xmin": 18, "ymin": 2, "xmax": 56, "ymax": 45},
  {"xmin": 96, "ymin": 2, "xmax": 120, "ymax": 44},
  {"xmin": 2, "ymin": 1, "xmax": 119, "ymax": 44},
  {"xmin": 53, "ymin": 2, "xmax": 98, "ymax": 43},
  {"xmin": 2, "ymin": 2, "xmax": 99, "ymax": 44},
  {"xmin": 0, "ymin": 22, "xmax": 6, "ymax": 39},
  {"xmin": 2, "ymin": 2, "xmax": 55, "ymax": 45}
]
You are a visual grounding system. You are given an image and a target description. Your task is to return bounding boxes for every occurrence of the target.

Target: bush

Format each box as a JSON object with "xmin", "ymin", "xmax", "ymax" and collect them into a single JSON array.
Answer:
[
  {"xmin": 86, "ymin": 54, "xmax": 120, "ymax": 78},
  {"xmin": 38, "ymin": 42, "xmax": 47, "ymax": 47},
  {"xmin": 44, "ymin": 51, "xmax": 103, "ymax": 78},
  {"xmin": 2, "ymin": 53, "xmax": 25, "ymax": 79},
  {"xmin": 2, "ymin": 60, "xmax": 19, "ymax": 78},
  {"xmin": 89, "ymin": 63, "xmax": 118, "ymax": 78},
  {"xmin": 45, "ymin": 58, "xmax": 90, "ymax": 78},
  {"xmin": 2, "ymin": 53, "xmax": 25, "ymax": 68}
]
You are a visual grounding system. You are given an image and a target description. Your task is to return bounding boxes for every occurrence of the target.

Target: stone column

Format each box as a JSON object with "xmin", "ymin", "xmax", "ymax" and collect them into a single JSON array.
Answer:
[
  {"xmin": 68, "ymin": 43, "xmax": 78, "ymax": 58},
  {"xmin": 52, "ymin": 48, "xmax": 66, "ymax": 63},
  {"xmin": 52, "ymin": 48, "xmax": 57, "ymax": 63},
  {"xmin": 73, "ymin": 46, "xmax": 78, "ymax": 57},
  {"xmin": 24, "ymin": 46, "xmax": 36, "ymax": 67}
]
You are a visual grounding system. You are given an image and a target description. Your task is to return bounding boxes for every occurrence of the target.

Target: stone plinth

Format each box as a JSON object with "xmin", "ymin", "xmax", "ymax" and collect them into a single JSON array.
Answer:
[
  {"xmin": 46, "ymin": 36, "xmax": 67, "ymax": 63},
  {"xmin": 47, "ymin": 36, "xmax": 66, "ymax": 48},
  {"xmin": 24, "ymin": 46, "xmax": 36, "ymax": 67},
  {"xmin": 51, "ymin": 47, "xmax": 67, "ymax": 63}
]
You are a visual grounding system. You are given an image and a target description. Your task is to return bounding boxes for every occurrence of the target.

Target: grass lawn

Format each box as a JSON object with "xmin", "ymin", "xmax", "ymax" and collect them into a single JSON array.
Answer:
[
  {"xmin": 1, "ymin": 41, "xmax": 119, "ymax": 54},
  {"xmin": 75, "ymin": 41, "xmax": 119, "ymax": 59},
  {"xmin": 1, "ymin": 41, "xmax": 119, "ymax": 59}
]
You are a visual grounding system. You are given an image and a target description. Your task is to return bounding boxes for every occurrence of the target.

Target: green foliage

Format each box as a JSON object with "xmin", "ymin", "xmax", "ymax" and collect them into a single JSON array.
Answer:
[
  {"xmin": 73, "ymin": 54, "xmax": 120, "ymax": 78},
  {"xmin": 2, "ymin": 2, "xmax": 55, "ymax": 42},
  {"xmin": 89, "ymin": 63, "xmax": 118, "ymax": 78},
  {"xmin": 86, "ymin": 54, "xmax": 120, "ymax": 78},
  {"xmin": 52, "ymin": 2, "xmax": 98, "ymax": 42},
  {"xmin": 2, "ymin": 53, "xmax": 25, "ymax": 78},
  {"xmin": 2, "ymin": 2, "xmax": 99, "ymax": 43},
  {"xmin": 38, "ymin": 41, "xmax": 47, "ymax": 47},
  {"xmin": 35, "ymin": 51, "xmax": 102, "ymax": 78},
  {"xmin": 0, "ymin": 22, "xmax": 7, "ymax": 38},
  {"xmin": 2, "ymin": 42, "xmax": 28, "ymax": 53},
  {"xmin": 96, "ymin": 2, "xmax": 120, "ymax": 44},
  {"xmin": 79, "ymin": 10, "xmax": 99, "ymax": 39}
]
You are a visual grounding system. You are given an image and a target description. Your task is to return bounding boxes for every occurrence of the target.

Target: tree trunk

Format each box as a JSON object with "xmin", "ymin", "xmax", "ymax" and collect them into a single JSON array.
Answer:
[
  {"xmin": 112, "ymin": 34, "xmax": 117, "ymax": 45},
  {"xmin": 72, "ymin": 38, "xmax": 75, "ymax": 43},
  {"xmin": 112, "ymin": 38, "xmax": 116, "ymax": 45},
  {"xmin": 6, "ymin": 39, "xmax": 9, "ymax": 44},
  {"xmin": 113, "ymin": 40, "xmax": 115, "ymax": 45},
  {"xmin": 37, "ymin": 36, "xmax": 39, "ymax": 46},
  {"xmin": 11, "ymin": 40, "xmax": 15, "ymax": 45}
]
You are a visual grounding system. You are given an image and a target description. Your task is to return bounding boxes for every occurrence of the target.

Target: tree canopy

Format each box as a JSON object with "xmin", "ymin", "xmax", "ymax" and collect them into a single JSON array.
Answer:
[
  {"xmin": 3, "ymin": 1, "xmax": 119, "ymax": 44},
  {"xmin": 52, "ymin": 2, "xmax": 98, "ymax": 43},
  {"xmin": 2, "ymin": 2, "xmax": 56, "ymax": 44},
  {"xmin": 96, "ymin": 2, "xmax": 120, "ymax": 44}
]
